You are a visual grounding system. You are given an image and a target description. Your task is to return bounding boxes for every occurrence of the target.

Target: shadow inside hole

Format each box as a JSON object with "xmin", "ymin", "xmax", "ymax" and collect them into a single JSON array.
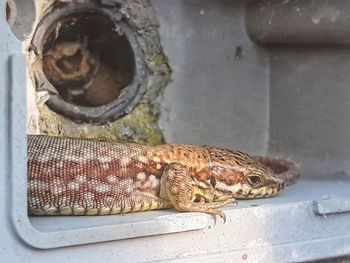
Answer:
[{"xmin": 42, "ymin": 12, "xmax": 135, "ymax": 107}]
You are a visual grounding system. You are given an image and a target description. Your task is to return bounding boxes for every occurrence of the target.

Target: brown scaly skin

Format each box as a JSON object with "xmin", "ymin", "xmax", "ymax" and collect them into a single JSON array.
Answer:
[{"xmin": 28, "ymin": 135, "xmax": 296, "ymax": 221}]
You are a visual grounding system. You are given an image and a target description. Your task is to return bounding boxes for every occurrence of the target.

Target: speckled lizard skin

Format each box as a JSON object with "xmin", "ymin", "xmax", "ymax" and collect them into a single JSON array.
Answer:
[{"xmin": 28, "ymin": 135, "xmax": 299, "ymax": 221}]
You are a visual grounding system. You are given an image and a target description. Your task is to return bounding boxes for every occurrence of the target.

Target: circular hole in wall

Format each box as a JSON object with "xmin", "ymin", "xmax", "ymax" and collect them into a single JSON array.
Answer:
[
  {"xmin": 31, "ymin": 4, "xmax": 146, "ymax": 123},
  {"xmin": 42, "ymin": 12, "xmax": 135, "ymax": 107}
]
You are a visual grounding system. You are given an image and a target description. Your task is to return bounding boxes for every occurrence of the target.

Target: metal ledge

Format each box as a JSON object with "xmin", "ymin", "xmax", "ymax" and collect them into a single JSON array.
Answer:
[
  {"xmin": 171, "ymin": 235, "xmax": 350, "ymax": 262},
  {"xmin": 27, "ymin": 180, "xmax": 350, "ymax": 256},
  {"xmin": 313, "ymin": 197, "xmax": 350, "ymax": 215}
]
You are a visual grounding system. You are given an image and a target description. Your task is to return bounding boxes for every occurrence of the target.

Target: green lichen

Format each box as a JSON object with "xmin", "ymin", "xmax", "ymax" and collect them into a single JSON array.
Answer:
[
  {"xmin": 147, "ymin": 52, "xmax": 172, "ymax": 74},
  {"xmin": 39, "ymin": 102, "xmax": 164, "ymax": 145}
]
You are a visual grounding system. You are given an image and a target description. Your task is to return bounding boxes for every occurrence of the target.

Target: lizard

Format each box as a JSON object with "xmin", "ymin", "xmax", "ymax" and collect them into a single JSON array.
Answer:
[{"xmin": 27, "ymin": 135, "xmax": 299, "ymax": 221}]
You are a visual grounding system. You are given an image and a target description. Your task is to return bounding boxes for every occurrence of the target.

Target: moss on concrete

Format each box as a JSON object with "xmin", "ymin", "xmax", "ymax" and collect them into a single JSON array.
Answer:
[{"xmin": 39, "ymin": 102, "xmax": 164, "ymax": 145}]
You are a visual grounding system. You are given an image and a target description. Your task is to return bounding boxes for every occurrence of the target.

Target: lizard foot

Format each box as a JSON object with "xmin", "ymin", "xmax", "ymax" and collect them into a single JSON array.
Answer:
[{"xmin": 210, "ymin": 209, "xmax": 226, "ymax": 225}]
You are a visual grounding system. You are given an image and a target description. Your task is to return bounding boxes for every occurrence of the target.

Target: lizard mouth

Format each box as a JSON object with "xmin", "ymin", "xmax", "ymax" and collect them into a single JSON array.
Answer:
[
  {"xmin": 241, "ymin": 184, "xmax": 282, "ymax": 199},
  {"xmin": 230, "ymin": 183, "xmax": 283, "ymax": 199},
  {"xmin": 214, "ymin": 181, "xmax": 284, "ymax": 200}
]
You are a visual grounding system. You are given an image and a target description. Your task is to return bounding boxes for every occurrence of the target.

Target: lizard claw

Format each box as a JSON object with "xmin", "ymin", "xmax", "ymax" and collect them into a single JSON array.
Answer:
[
  {"xmin": 212, "ymin": 214, "xmax": 217, "ymax": 226},
  {"xmin": 212, "ymin": 210, "xmax": 226, "ymax": 226},
  {"xmin": 220, "ymin": 212, "xmax": 226, "ymax": 224},
  {"xmin": 210, "ymin": 210, "xmax": 226, "ymax": 225}
]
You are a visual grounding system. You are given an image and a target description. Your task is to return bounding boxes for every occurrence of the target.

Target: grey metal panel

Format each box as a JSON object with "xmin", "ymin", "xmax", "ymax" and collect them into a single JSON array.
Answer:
[
  {"xmin": 268, "ymin": 47, "xmax": 350, "ymax": 178},
  {"xmin": 0, "ymin": 0, "xmax": 26, "ymax": 261},
  {"xmin": 155, "ymin": 0, "xmax": 270, "ymax": 155},
  {"xmin": 6, "ymin": 0, "xmax": 35, "ymax": 40}
]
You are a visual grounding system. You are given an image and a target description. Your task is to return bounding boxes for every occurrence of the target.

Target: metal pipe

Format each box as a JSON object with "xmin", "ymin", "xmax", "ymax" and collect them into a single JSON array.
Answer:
[{"xmin": 246, "ymin": 0, "xmax": 350, "ymax": 45}]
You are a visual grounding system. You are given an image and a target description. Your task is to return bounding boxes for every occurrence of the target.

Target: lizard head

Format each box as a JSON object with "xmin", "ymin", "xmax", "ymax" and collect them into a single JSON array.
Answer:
[{"xmin": 204, "ymin": 146, "xmax": 285, "ymax": 201}]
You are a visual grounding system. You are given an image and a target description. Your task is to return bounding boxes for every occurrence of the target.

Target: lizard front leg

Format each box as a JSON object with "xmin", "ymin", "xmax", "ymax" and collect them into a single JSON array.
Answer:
[{"xmin": 161, "ymin": 163, "xmax": 235, "ymax": 222}]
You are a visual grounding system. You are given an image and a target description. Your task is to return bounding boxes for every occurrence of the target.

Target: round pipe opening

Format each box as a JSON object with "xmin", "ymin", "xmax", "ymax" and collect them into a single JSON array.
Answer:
[
  {"xmin": 42, "ymin": 12, "xmax": 135, "ymax": 107},
  {"xmin": 31, "ymin": 3, "xmax": 146, "ymax": 124}
]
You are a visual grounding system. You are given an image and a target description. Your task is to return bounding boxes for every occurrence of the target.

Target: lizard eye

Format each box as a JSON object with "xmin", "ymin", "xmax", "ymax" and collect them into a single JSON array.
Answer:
[
  {"xmin": 210, "ymin": 177, "xmax": 217, "ymax": 188},
  {"xmin": 247, "ymin": 175, "xmax": 262, "ymax": 186}
]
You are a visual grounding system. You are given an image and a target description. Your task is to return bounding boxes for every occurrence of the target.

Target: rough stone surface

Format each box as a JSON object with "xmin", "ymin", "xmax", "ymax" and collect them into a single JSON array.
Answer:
[
  {"xmin": 28, "ymin": 0, "xmax": 171, "ymax": 145},
  {"xmin": 39, "ymin": 102, "xmax": 164, "ymax": 144}
]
